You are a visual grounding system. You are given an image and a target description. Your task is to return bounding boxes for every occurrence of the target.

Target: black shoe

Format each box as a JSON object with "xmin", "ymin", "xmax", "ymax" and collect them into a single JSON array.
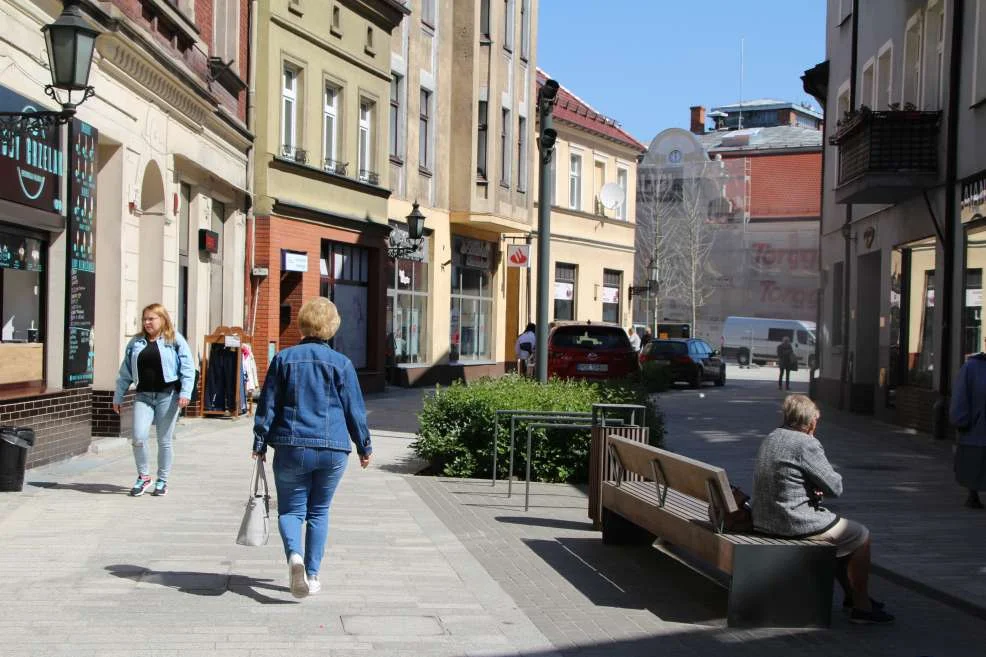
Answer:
[
  {"xmin": 849, "ymin": 607, "xmax": 895, "ymax": 624},
  {"xmin": 965, "ymin": 495, "xmax": 984, "ymax": 509},
  {"xmin": 843, "ymin": 596, "xmax": 885, "ymax": 611}
]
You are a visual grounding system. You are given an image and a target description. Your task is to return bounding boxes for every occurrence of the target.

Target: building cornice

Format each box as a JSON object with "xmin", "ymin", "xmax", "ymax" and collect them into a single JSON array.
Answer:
[
  {"xmin": 271, "ymin": 199, "xmax": 393, "ymax": 235},
  {"xmin": 337, "ymin": 0, "xmax": 410, "ymax": 31},
  {"xmin": 270, "ymin": 14, "xmax": 392, "ymax": 83}
]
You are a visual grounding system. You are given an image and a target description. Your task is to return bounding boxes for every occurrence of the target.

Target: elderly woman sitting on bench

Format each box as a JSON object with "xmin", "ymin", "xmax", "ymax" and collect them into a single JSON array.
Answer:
[{"xmin": 752, "ymin": 394, "xmax": 894, "ymax": 625}]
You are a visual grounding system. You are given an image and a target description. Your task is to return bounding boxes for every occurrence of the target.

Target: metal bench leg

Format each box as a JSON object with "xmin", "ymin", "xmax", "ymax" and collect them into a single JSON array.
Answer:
[{"xmin": 727, "ymin": 544, "xmax": 836, "ymax": 628}]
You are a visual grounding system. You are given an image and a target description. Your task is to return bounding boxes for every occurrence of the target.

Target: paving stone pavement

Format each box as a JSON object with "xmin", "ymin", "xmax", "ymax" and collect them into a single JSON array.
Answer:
[{"xmin": 0, "ymin": 394, "xmax": 557, "ymax": 657}]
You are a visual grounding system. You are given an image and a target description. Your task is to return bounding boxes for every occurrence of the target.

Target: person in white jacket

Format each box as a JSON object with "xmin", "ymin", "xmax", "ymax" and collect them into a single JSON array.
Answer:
[{"xmin": 514, "ymin": 323, "xmax": 536, "ymax": 376}]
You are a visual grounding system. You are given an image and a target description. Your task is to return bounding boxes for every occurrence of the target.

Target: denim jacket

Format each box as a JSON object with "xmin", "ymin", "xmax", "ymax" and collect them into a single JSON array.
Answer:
[
  {"xmin": 113, "ymin": 332, "xmax": 196, "ymax": 404},
  {"xmin": 252, "ymin": 338, "xmax": 372, "ymax": 456}
]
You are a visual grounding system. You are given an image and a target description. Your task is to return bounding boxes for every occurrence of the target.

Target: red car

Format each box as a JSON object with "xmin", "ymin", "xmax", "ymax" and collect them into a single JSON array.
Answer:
[{"xmin": 546, "ymin": 321, "xmax": 639, "ymax": 380}]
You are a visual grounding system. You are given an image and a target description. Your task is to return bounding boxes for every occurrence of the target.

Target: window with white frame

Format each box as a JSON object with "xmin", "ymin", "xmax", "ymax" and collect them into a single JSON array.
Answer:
[
  {"xmin": 500, "ymin": 108, "xmax": 511, "ymax": 185},
  {"xmin": 876, "ymin": 42, "xmax": 893, "ymax": 110},
  {"xmin": 213, "ymin": 0, "xmax": 238, "ymax": 66},
  {"xmin": 323, "ymin": 84, "xmax": 339, "ymax": 170},
  {"xmin": 861, "ymin": 59, "xmax": 875, "ymax": 108},
  {"xmin": 902, "ymin": 12, "xmax": 923, "ymax": 107},
  {"xmin": 520, "ymin": 0, "xmax": 530, "ymax": 61},
  {"xmin": 422, "ymin": 0, "xmax": 436, "ymax": 27},
  {"xmin": 419, "ymin": 89, "xmax": 432, "ymax": 171},
  {"xmin": 974, "ymin": 0, "xmax": 986, "ymax": 103},
  {"xmin": 617, "ymin": 167, "xmax": 629, "ymax": 220},
  {"xmin": 282, "ymin": 67, "xmax": 298, "ymax": 154},
  {"xmin": 477, "ymin": 101, "xmax": 488, "ymax": 180},
  {"xmin": 924, "ymin": 1, "xmax": 946, "ymax": 111},
  {"xmin": 517, "ymin": 116, "xmax": 527, "ymax": 191},
  {"xmin": 390, "ymin": 74, "xmax": 403, "ymax": 161},
  {"xmin": 569, "ymin": 153, "xmax": 582, "ymax": 211},
  {"xmin": 503, "ymin": 0, "xmax": 514, "ymax": 52},
  {"xmin": 358, "ymin": 100, "xmax": 374, "ymax": 181}
]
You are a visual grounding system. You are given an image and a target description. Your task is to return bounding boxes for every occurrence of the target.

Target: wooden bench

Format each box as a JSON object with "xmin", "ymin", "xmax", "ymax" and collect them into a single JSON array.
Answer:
[{"xmin": 600, "ymin": 435, "xmax": 837, "ymax": 628}]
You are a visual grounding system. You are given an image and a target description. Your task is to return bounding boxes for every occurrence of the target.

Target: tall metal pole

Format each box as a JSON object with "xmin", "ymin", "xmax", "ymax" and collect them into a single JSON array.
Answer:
[{"xmin": 535, "ymin": 80, "xmax": 558, "ymax": 383}]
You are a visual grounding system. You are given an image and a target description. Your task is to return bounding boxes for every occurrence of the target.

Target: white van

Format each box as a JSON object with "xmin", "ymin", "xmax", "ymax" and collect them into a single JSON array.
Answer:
[{"xmin": 721, "ymin": 316, "xmax": 816, "ymax": 368}]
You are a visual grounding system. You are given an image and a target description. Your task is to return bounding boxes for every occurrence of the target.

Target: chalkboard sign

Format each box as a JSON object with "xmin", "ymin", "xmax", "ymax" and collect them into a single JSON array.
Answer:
[{"xmin": 64, "ymin": 120, "xmax": 97, "ymax": 388}]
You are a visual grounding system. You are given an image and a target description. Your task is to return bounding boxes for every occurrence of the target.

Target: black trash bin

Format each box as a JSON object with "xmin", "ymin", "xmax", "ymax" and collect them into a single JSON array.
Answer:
[{"xmin": 0, "ymin": 426, "xmax": 35, "ymax": 492}]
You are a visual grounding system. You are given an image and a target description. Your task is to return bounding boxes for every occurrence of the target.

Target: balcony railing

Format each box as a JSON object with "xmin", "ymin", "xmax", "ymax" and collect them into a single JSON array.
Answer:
[
  {"xmin": 358, "ymin": 169, "xmax": 380, "ymax": 186},
  {"xmin": 829, "ymin": 109, "xmax": 941, "ymax": 204},
  {"xmin": 323, "ymin": 158, "xmax": 348, "ymax": 176},
  {"xmin": 281, "ymin": 145, "xmax": 308, "ymax": 164}
]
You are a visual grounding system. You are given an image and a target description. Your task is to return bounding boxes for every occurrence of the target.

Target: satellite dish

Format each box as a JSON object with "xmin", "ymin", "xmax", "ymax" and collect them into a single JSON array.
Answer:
[{"xmin": 599, "ymin": 182, "xmax": 626, "ymax": 211}]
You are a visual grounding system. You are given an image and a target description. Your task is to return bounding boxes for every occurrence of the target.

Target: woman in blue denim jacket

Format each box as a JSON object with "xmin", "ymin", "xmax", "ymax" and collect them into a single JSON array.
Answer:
[
  {"xmin": 113, "ymin": 303, "xmax": 195, "ymax": 497},
  {"xmin": 252, "ymin": 297, "xmax": 372, "ymax": 599}
]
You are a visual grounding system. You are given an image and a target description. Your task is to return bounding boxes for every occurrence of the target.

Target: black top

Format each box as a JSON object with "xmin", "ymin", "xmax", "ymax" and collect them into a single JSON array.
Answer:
[{"xmin": 136, "ymin": 340, "xmax": 174, "ymax": 393}]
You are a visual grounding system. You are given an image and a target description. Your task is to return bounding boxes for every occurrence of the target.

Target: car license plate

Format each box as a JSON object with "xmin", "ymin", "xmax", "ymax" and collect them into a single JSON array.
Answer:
[
  {"xmin": 577, "ymin": 363, "xmax": 608, "ymax": 372},
  {"xmin": 653, "ymin": 359, "xmax": 669, "ymax": 365}
]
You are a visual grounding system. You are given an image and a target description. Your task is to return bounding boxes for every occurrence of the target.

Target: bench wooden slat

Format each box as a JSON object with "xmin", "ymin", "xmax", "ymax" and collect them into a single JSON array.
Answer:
[{"xmin": 607, "ymin": 435, "xmax": 737, "ymax": 513}]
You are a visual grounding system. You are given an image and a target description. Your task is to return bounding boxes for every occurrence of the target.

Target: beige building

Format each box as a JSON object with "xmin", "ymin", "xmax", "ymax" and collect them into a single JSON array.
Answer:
[
  {"xmin": 249, "ymin": 0, "xmax": 409, "ymax": 393},
  {"xmin": 532, "ymin": 71, "xmax": 645, "ymax": 334}
]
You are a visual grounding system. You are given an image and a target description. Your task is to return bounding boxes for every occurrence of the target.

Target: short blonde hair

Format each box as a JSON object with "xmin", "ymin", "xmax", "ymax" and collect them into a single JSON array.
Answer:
[
  {"xmin": 781, "ymin": 394, "xmax": 820, "ymax": 431},
  {"xmin": 141, "ymin": 303, "xmax": 176, "ymax": 343},
  {"xmin": 297, "ymin": 297, "xmax": 341, "ymax": 340}
]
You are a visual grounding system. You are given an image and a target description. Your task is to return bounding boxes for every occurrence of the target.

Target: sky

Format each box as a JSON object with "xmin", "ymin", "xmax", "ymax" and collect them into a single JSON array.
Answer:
[{"xmin": 536, "ymin": 0, "xmax": 827, "ymax": 145}]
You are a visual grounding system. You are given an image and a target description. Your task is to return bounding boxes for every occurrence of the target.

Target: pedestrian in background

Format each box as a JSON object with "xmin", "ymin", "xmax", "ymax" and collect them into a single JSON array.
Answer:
[
  {"xmin": 949, "ymin": 349, "xmax": 986, "ymax": 509},
  {"xmin": 252, "ymin": 297, "xmax": 372, "ymax": 599},
  {"xmin": 640, "ymin": 327, "xmax": 653, "ymax": 348},
  {"xmin": 113, "ymin": 303, "xmax": 195, "ymax": 497},
  {"xmin": 776, "ymin": 336, "xmax": 797, "ymax": 390},
  {"xmin": 627, "ymin": 327, "xmax": 641, "ymax": 352},
  {"xmin": 514, "ymin": 322, "xmax": 536, "ymax": 376}
]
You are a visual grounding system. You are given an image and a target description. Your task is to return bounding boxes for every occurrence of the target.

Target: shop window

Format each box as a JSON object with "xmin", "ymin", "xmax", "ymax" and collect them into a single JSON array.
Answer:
[
  {"xmin": 964, "ymin": 223, "xmax": 986, "ymax": 359},
  {"xmin": 602, "ymin": 269, "xmax": 621, "ymax": 324},
  {"xmin": 0, "ymin": 229, "xmax": 45, "ymax": 384},
  {"xmin": 554, "ymin": 263, "xmax": 577, "ymax": 320},
  {"xmin": 386, "ymin": 247, "xmax": 429, "ymax": 366},
  {"xmin": 320, "ymin": 241, "xmax": 370, "ymax": 369},
  {"xmin": 905, "ymin": 238, "xmax": 936, "ymax": 388},
  {"xmin": 887, "ymin": 248, "xmax": 903, "ymax": 407},
  {"xmin": 450, "ymin": 236, "xmax": 495, "ymax": 362}
]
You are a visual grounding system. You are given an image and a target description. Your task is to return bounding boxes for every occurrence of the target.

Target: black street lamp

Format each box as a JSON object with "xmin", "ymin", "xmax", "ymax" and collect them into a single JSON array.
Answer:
[
  {"xmin": 628, "ymin": 258, "xmax": 659, "ymax": 300},
  {"xmin": 0, "ymin": 0, "xmax": 99, "ymax": 144},
  {"xmin": 388, "ymin": 201, "xmax": 426, "ymax": 259}
]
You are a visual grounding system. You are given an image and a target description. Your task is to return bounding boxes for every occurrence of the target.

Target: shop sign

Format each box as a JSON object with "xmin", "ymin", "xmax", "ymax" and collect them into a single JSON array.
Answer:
[
  {"xmin": 601, "ymin": 286, "xmax": 620, "ymax": 304},
  {"xmin": 282, "ymin": 250, "xmax": 308, "ymax": 272},
  {"xmin": 961, "ymin": 173, "xmax": 986, "ymax": 222},
  {"xmin": 64, "ymin": 120, "xmax": 98, "ymax": 388},
  {"xmin": 456, "ymin": 236, "xmax": 493, "ymax": 269},
  {"xmin": 506, "ymin": 244, "xmax": 530, "ymax": 268},
  {"xmin": 0, "ymin": 85, "xmax": 63, "ymax": 214},
  {"xmin": 198, "ymin": 229, "xmax": 219, "ymax": 254}
]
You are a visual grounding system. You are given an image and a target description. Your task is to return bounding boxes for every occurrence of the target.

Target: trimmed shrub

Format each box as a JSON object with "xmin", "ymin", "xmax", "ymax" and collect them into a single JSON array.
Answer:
[{"xmin": 413, "ymin": 374, "xmax": 664, "ymax": 483}]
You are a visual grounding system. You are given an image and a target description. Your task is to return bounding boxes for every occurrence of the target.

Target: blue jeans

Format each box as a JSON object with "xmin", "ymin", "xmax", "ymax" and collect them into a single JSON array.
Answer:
[
  {"xmin": 272, "ymin": 446, "xmax": 348, "ymax": 576},
  {"xmin": 132, "ymin": 390, "xmax": 180, "ymax": 482}
]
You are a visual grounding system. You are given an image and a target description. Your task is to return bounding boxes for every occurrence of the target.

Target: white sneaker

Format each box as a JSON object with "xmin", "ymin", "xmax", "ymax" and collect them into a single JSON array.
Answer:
[
  {"xmin": 307, "ymin": 575, "xmax": 321, "ymax": 595},
  {"xmin": 288, "ymin": 553, "xmax": 308, "ymax": 599}
]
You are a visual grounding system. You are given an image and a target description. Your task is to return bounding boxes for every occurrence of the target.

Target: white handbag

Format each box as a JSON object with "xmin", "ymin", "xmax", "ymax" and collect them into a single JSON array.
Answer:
[{"xmin": 236, "ymin": 459, "xmax": 271, "ymax": 547}]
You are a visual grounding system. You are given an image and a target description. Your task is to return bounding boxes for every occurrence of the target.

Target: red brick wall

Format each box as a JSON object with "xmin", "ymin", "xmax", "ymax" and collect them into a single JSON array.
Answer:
[
  {"xmin": 746, "ymin": 152, "xmax": 822, "ymax": 219},
  {"xmin": 1, "ymin": 388, "xmax": 93, "ymax": 468}
]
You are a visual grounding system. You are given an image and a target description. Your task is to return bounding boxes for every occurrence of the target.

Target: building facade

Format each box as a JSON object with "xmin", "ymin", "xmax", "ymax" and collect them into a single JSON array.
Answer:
[
  {"xmin": 1, "ymin": 0, "xmax": 251, "ymax": 466},
  {"xmin": 635, "ymin": 107, "xmax": 822, "ymax": 346},
  {"xmin": 813, "ymin": 0, "xmax": 986, "ymax": 433}
]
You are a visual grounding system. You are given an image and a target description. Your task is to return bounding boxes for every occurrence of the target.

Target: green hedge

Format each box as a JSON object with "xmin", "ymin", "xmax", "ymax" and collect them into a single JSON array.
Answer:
[{"xmin": 412, "ymin": 374, "xmax": 665, "ymax": 483}]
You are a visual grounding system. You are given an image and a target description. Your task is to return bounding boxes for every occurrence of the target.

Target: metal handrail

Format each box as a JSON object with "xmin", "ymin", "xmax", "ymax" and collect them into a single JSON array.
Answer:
[{"xmin": 492, "ymin": 409, "xmax": 592, "ymax": 488}]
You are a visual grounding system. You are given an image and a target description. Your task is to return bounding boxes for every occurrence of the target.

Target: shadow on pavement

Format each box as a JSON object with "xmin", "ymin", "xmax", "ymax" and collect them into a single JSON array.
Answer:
[
  {"xmin": 29, "ymin": 481, "xmax": 130, "ymax": 495},
  {"xmin": 105, "ymin": 564, "xmax": 297, "ymax": 605},
  {"xmin": 495, "ymin": 515, "xmax": 596, "ymax": 532},
  {"xmin": 523, "ymin": 537, "xmax": 727, "ymax": 625}
]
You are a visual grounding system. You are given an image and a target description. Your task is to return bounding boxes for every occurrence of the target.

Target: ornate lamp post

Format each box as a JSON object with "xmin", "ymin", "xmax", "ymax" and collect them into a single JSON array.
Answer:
[
  {"xmin": 388, "ymin": 201, "xmax": 426, "ymax": 259},
  {"xmin": 0, "ymin": 1, "xmax": 99, "ymax": 144}
]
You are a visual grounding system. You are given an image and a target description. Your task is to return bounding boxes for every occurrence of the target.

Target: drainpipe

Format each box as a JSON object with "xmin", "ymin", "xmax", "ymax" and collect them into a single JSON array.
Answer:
[
  {"xmin": 246, "ymin": 0, "xmax": 260, "ymax": 336},
  {"xmin": 933, "ymin": 0, "xmax": 964, "ymax": 439},
  {"xmin": 838, "ymin": 0, "xmax": 859, "ymax": 411}
]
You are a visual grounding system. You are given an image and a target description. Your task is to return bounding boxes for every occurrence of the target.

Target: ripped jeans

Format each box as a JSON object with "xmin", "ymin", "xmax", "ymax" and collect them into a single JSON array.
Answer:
[{"xmin": 132, "ymin": 390, "xmax": 180, "ymax": 482}]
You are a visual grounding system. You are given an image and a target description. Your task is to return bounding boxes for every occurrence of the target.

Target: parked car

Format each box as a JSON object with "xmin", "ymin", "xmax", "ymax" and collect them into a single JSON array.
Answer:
[
  {"xmin": 546, "ymin": 321, "xmax": 639, "ymax": 380},
  {"xmin": 639, "ymin": 338, "xmax": 726, "ymax": 387},
  {"xmin": 721, "ymin": 316, "xmax": 816, "ymax": 368}
]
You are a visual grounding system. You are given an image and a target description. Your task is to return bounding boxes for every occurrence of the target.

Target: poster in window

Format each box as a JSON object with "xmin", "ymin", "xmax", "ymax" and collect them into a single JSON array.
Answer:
[
  {"xmin": 601, "ymin": 286, "xmax": 620, "ymax": 304},
  {"xmin": 331, "ymin": 283, "xmax": 367, "ymax": 369},
  {"xmin": 64, "ymin": 120, "xmax": 98, "ymax": 387},
  {"xmin": 554, "ymin": 281, "xmax": 574, "ymax": 300}
]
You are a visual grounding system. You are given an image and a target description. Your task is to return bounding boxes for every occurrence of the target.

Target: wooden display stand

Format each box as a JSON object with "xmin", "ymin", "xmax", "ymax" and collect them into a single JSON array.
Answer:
[{"xmin": 201, "ymin": 325, "xmax": 253, "ymax": 418}]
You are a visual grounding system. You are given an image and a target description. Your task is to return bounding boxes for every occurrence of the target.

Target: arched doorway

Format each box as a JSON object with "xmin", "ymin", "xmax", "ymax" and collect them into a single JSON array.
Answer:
[{"xmin": 138, "ymin": 160, "xmax": 165, "ymax": 311}]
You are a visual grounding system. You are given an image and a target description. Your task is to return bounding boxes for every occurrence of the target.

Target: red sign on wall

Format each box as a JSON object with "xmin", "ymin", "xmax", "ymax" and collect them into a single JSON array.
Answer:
[{"xmin": 199, "ymin": 229, "xmax": 219, "ymax": 254}]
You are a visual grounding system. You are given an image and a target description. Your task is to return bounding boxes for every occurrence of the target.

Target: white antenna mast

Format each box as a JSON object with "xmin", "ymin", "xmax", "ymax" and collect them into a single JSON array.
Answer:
[{"xmin": 739, "ymin": 37, "xmax": 745, "ymax": 130}]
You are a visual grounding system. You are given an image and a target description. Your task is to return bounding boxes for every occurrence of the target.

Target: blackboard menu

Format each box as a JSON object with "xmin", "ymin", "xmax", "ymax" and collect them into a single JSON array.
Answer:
[{"xmin": 64, "ymin": 120, "xmax": 97, "ymax": 388}]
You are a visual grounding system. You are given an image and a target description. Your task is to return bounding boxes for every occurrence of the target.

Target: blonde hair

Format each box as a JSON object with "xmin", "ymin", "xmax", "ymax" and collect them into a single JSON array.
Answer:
[
  {"xmin": 298, "ymin": 297, "xmax": 341, "ymax": 340},
  {"xmin": 141, "ymin": 303, "xmax": 176, "ymax": 342},
  {"xmin": 781, "ymin": 394, "xmax": 819, "ymax": 432}
]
